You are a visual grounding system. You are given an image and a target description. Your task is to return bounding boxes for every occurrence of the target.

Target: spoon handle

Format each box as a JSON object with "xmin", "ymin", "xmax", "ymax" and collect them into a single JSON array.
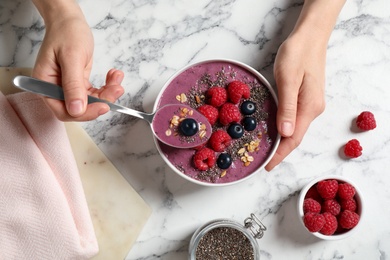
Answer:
[{"xmin": 13, "ymin": 75, "xmax": 152, "ymax": 122}]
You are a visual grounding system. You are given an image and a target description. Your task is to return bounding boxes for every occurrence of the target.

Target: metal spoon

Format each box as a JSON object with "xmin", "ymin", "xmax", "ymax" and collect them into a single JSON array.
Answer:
[{"xmin": 13, "ymin": 75, "xmax": 212, "ymax": 149}]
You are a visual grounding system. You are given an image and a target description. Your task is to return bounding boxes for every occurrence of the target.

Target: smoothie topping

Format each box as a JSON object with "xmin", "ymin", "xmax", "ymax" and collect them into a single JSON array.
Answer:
[
  {"xmin": 187, "ymin": 77, "xmax": 270, "ymax": 176},
  {"xmin": 193, "ymin": 147, "xmax": 216, "ymax": 171},
  {"xmin": 219, "ymin": 103, "xmax": 242, "ymax": 126},
  {"xmin": 179, "ymin": 118, "xmax": 199, "ymax": 137},
  {"xmin": 176, "ymin": 93, "xmax": 188, "ymax": 103},
  {"xmin": 206, "ymin": 86, "xmax": 227, "ymax": 107},
  {"xmin": 238, "ymin": 140, "xmax": 259, "ymax": 167},
  {"xmin": 165, "ymin": 107, "xmax": 208, "ymax": 142},
  {"xmin": 157, "ymin": 62, "xmax": 278, "ymax": 183},
  {"xmin": 241, "ymin": 100, "xmax": 256, "ymax": 115},
  {"xmin": 209, "ymin": 130, "xmax": 232, "ymax": 152},
  {"xmin": 227, "ymin": 81, "xmax": 251, "ymax": 104},
  {"xmin": 197, "ymin": 104, "xmax": 219, "ymax": 125},
  {"xmin": 188, "ymin": 77, "xmax": 268, "ymax": 175}
]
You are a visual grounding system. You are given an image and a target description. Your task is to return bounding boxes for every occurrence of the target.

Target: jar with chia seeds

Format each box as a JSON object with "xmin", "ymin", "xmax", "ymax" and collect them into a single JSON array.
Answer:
[{"xmin": 188, "ymin": 213, "xmax": 266, "ymax": 260}]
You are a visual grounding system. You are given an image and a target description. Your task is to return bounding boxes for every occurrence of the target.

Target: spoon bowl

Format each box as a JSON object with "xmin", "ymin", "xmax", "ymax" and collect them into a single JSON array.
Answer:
[{"xmin": 13, "ymin": 75, "xmax": 212, "ymax": 148}]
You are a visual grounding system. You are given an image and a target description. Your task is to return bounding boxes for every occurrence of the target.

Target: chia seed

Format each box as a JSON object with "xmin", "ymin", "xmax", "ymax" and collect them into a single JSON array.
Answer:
[{"xmin": 195, "ymin": 227, "xmax": 255, "ymax": 260}]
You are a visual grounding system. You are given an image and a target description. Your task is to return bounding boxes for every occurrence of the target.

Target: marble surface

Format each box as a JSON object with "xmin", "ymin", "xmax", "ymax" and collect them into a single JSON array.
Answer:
[{"xmin": 1, "ymin": 0, "xmax": 390, "ymax": 259}]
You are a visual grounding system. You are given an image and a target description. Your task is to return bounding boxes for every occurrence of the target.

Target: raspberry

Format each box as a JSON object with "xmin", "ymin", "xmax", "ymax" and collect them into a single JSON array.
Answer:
[
  {"xmin": 316, "ymin": 179, "xmax": 338, "ymax": 200},
  {"xmin": 320, "ymin": 212, "xmax": 338, "ymax": 235},
  {"xmin": 219, "ymin": 103, "xmax": 241, "ymax": 125},
  {"xmin": 337, "ymin": 183, "xmax": 356, "ymax": 200},
  {"xmin": 206, "ymin": 86, "xmax": 227, "ymax": 107},
  {"xmin": 193, "ymin": 147, "xmax": 216, "ymax": 171},
  {"xmin": 356, "ymin": 111, "xmax": 376, "ymax": 131},
  {"xmin": 340, "ymin": 198, "xmax": 357, "ymax": 212},
  {"xmin": 197, "ymin": 105, "xmax": 219, "ymax": 125},
  {"xmin": 305, "ymin": 186, "xmax": 322, "ymax": 203},
  {"xmin": 335, "ymin": 224, "xmax": 347, "ymax": 234},
  {"xmin": 209, "ymin": 130, "xmax": 232, "ymax": 152},
  {"xmin": 227, "ymin": 81, "xmax": 250, "ymax": 104},
  {"xmin": 322, "ymin": 199, "xmax": 341, "ymax": 216},
  {"xmin": 344, "ymin": 139, "xmax": 362, "ymax": 158},
  {"xmin": 303, "ymin": 212, "xmax": 325, "ymax": 232},
  {"xmin": 303, "ymin": 198, "xmax": 321, "ymax": 214},
  {"xmin": 338, "ymin": 210, "xmax": 360, "ymax": 229}
]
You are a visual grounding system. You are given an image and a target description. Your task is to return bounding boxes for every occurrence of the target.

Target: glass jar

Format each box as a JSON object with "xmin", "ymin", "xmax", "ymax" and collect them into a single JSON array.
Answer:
[{"xmin": 188, "ymin": 213, "xmax": 266, "ymax": 260}]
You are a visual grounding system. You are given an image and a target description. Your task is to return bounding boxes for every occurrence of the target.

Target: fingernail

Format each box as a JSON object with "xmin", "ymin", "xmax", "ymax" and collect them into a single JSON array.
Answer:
[
  {"xmin": 68, "ymin": 100, "xmax": 84, "ymax": 116},
  {"xmin": 115, "ymin": 73, "xmax": 124, "ymax": 84},
  {"xmin": 281, "ymin": 121, "xmax": 293, "ymax": 136}
]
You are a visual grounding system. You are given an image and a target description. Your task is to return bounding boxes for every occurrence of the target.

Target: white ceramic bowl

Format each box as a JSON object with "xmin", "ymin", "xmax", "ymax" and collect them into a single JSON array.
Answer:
[
  {"xmin": 153, "ymin": 59, "xmax": 280, "ymax": 186},
  {"xmin": 298, "ymin": 175, "xmax": 364, "ymax": 240}
]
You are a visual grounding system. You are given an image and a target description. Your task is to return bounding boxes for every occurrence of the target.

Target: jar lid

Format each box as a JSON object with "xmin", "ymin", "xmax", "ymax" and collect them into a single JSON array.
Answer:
[{"xmin": 188, "ymin": 213, "xmax": 266, "ymax": 260}]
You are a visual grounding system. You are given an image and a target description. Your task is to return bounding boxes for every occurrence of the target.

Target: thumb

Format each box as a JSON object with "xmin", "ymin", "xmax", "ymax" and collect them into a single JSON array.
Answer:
[
  {"xmin": 59, "ymin": 55, "xmax": 89, "ymax": 117},
  {"xmin": 275, "ymin": 76, "xmax": 299, "ymax": 137}
]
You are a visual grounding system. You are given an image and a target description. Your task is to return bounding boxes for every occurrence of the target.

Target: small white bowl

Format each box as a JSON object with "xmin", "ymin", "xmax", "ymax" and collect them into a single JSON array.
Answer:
[{"xmin": 298, "ymin": 175, "xmax": 364, "ymax": 240}]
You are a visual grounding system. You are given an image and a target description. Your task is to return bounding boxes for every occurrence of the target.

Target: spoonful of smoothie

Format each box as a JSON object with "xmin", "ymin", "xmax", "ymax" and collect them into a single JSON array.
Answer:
[{"xmin": 13, "ymin": 75, "xmax": 212, "ymax": 149}]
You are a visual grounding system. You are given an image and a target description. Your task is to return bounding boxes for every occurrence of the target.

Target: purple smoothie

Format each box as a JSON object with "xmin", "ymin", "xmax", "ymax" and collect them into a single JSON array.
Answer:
[{"xmin": 155, "ymin": 60, "xmax": 279, "ymax": 184}]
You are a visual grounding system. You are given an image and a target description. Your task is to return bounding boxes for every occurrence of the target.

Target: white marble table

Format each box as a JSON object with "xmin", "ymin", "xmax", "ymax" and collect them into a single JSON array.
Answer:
[{"xmin": 2, "ymin": 0, "xmax": 390, "ymax": 259}]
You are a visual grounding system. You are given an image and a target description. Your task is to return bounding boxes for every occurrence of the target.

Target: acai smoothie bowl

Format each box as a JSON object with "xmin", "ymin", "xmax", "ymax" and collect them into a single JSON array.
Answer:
[{"xmin": 153, "ymin": 59, "xmax": 280, "ymax": 186}]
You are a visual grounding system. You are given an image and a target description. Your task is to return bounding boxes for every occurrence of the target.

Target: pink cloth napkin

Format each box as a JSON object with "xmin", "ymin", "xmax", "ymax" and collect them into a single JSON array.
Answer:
[{"xmin": 0, "ymin": 92, "xmax": 98, "ymax": 259}]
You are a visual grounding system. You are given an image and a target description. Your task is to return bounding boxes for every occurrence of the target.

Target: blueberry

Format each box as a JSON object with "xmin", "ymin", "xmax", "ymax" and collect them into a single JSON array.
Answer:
[
  {"xmin": 242, "ymin": 117, "xmax": 257, "ymax": 131},
  {"xmin": 217, "ymin": 153, "xmax": 232, "ymax": 169},
  {"xmin": 240, "ymin": 101, "xmax": 256, "ymax": 115},
  {"xmin": 179, "ymin": 118, "xmax": 198, "ymax": 136},
  {"xmin": 227, "ymin": 123, "xmax": 244, "ymax": 139}
]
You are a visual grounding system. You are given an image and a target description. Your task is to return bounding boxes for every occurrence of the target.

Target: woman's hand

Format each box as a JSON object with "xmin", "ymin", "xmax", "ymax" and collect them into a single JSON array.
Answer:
[
  {"xmin": 265, "ymin": 34, "xmax": 326, "ymax": 171},
  {"xmin": 265, "ymin": 0, "xmax": 346, "ymax": 170},
  {"xmin": 32, "ymin": 0, "xmax": 124, "ymax": 121}
]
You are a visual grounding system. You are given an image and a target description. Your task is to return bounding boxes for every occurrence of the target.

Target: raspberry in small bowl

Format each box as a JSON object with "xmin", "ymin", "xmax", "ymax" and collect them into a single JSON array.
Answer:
[
  {"xmin": 297, "ymin": 175, "xmax": 364, "ymax": 240},
  {"xmin": 153, "ymin": 59, "xmax": 280, "ymax": 186}
]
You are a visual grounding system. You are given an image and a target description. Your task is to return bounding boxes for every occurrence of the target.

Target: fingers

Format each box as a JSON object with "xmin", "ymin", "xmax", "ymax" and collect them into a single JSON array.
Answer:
[
  {"xmin": 43, "ymin": 68, "xmax": 125, "ymax": 122},
  {"xmin": 265, "ymin": 83, "xmax": 325, "ymax": 171},
  {"xmin": 274, "ymin": 70, "xmax": 301, "ymax": 138},
  {"xmin": 43, "ymin": 97, "xmax": 109, "ymax": 121},
  {"xmin": 58, "ymin": 51, "xmax": 90, "ymax": 117},
  {"xmin": 265, "ymin": 113, "xmax": 311, "ymax": 171},
  {"xmin": 99, "ymin": 69, "xmax": 125, "ymax": 102}
]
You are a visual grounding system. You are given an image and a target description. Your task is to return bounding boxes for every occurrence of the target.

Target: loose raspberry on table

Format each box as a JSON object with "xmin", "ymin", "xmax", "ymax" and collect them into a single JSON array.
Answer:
[
  {"xmin": 206, "ymin": 86, "xmax": 227, "ymax": 107},
  {"xmin": 193, "ymin": 147, "xmax": 216, "ymax": 171},
  {"xmin": 339, "ymin": 210, "xmax": 360, "ymax": 229},
  {"xmin": 219, "ymin": 103, "xmax": 242, "ymax": 125},
  {"xmin": 322, "ymin": 199, "xmax": 341, "ymax": 216},
  {"xmin": 340, "ymin": 198, "xmax": 357, "ymax": 212},
  {"xmin": 209, "ymin": 130, "xmax": 232, "ymax": 152},
  {"xmin": 356, "ymin": 111, "xmax": 376, "ymax": 131},
  {"xmin": 337, "ymin": 183, "xmax": 356, "ymax": 200},
  {"xmin": 320, "ymin": 212, "xmax": 338, "ymax": 235},
  {"xmin": 303, "ymin": 212, "xmax": 325, "ymax": 232},
  {"xmin": 344, "ymin": 139, "xmax": 363, "ymax": 158},
  {"xmin": 305, "ymin": 186, "xmax": 322, "ymax": 203},
  {"xmin": 227, "ymin": 81, "xmax": 250, "ymax": 104},
  {"xmin": 316, "ymin": 179, "xmax": 339, "ymax": 200},
  {"xmin": 197, "ymin": 104, "xmax": 219, "ymax": 125},
  {"xmin": 303, "ymin": 198, "xmax": 321, "ymax": 214}
]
